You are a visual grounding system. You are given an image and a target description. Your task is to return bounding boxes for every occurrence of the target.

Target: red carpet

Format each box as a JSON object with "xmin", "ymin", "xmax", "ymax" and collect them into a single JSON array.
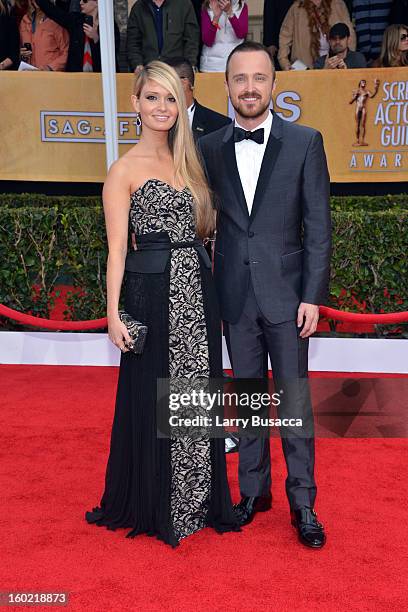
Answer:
[{"xmin": 1, "ymin": 365, "xmax": 407, "ymax": 611}]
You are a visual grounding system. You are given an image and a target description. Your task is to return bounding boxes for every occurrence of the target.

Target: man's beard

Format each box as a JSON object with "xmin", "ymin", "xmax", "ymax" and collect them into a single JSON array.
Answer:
[{"xmin": 230, "ymin": 94, "xmax": 271, "ymax": 120}]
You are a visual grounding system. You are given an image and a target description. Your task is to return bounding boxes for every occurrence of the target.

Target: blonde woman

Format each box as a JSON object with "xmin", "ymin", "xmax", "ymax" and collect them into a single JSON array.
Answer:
[
  {"xmin": 278, "ymin": 0, "xmax": 356, "ymax": 70},
  {"xmin": 85, "ymin": 61, "xmax": 239, "ymax": 547},
  {"xmin": 372, "ymin": 23, "xmax": 408, "ymax": 67}
]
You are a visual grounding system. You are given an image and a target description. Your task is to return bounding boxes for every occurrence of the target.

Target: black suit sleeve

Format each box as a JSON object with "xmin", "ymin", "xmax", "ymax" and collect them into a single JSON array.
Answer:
[
  {"xmin": 301, "ymin": 131, "xmax": 332, "ymax": 305},
  {"xmin": 196, "ymin": 139, "xmax": 210, "ymax": 182}
]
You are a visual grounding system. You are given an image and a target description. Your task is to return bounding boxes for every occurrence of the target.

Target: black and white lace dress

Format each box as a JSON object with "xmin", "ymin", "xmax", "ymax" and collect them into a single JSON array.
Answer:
[{"xmin": 85, "ymin": 179, "xmax": 239, "ymax": 547}]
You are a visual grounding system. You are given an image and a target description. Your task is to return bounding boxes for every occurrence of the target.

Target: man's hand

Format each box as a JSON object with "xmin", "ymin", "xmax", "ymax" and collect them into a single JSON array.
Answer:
[
  {"xmin": 324, "ymin": 55, "xmax": 344, "ymax": 69},
  {"xmin": 297, "ymin": 303, "xmax": 319, "ymax": 338}
]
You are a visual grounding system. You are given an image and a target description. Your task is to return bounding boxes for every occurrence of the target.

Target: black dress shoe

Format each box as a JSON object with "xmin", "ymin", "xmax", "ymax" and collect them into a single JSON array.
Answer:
[
  {"xmin": 290, "ymin": 507, "xmax": 326, "ymax": 548},
  {"xmin": 233, "ymin": 495, "xmax": 272, "ymax": 526}
]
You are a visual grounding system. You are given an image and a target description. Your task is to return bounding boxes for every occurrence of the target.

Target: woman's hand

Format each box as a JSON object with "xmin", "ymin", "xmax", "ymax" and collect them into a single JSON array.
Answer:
[
  {"xmin": 83, "ymin": 22, "xmax": 99, "ymax": 43},
  {"xmin": 219, "ymin": 0, "xmax": 233, "ymax": 16},
  {"xmin": 20, "ymin": 47, "xmax": 32, "ymax": 61},
  {"xmin": 209, "ymin": 0, "xmax": 222, "ymax": 19},
  {"xmin": 108, "ymin": 313, "xmax": 132, "ymax": 353}
]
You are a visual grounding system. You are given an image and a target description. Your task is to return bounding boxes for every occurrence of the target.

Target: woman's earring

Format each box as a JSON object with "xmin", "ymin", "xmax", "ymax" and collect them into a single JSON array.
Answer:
[{"xmin": 136, "ymin": 113, "xmax": 142, "ymax": 128}]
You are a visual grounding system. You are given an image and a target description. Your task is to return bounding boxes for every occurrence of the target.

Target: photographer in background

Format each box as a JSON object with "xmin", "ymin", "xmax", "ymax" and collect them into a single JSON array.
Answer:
[
  {"xmin": 19, "ymin": 0, "xmax": 69, "ymax": 70},
  {"xmin": 0, "ymin": 0, "xmax": 20, "ymax": 70},
  {"xmin": 314, "ymin": 22, "xmax": 366, "ymax": 68},
  {"xmin": 36, "ymin": 0, "xmax": 120, "ymax": 71}
]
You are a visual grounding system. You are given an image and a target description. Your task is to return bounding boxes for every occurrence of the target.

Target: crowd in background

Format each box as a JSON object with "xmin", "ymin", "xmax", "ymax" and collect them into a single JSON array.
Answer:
[{"xmin": 0, "ymin": 0, "xmax": 407, "ymax": 73}]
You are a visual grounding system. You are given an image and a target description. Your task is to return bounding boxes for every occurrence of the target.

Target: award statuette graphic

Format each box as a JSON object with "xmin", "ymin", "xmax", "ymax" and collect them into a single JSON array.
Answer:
[{"xmin": 349, "ymin": 78, "xmax": 380, "ymax": 146}]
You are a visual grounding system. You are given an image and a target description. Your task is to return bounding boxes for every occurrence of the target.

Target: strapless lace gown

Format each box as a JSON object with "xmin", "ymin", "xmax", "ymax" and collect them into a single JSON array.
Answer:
[{"xmin": 85, "ymin": 179, "xmax": 239, "ymax": 547}]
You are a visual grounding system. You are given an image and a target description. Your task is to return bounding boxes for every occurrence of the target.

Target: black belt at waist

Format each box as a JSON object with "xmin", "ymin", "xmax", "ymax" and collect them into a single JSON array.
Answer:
[
  {"xmin": 125, "ymin": 233, "xmax": 211, "ymax": 273},
  {"xmin": 131, "ymin": 238, "xmax": 203, "ymax": 251}
]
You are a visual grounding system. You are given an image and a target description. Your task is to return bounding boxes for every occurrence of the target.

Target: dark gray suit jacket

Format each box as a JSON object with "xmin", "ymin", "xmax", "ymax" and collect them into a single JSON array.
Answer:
[{"xmin": 198, "ymin": 111, "xmax": 332, "ymax": 325}]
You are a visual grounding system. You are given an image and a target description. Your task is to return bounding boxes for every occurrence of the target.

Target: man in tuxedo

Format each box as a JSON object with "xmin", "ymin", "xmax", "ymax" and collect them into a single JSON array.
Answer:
[
  {"xmin": 166, "ymin": 57, "xmax": 231, "ymax": 141},
  {"xmin": 198, "ymin": 41, "xmax": 331, "ymax": 548}
]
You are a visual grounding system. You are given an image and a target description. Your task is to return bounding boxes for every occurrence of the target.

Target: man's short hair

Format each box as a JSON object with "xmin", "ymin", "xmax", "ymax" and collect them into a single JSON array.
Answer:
[
  {"xmin": 165, "ymin": 57, "xmax": 195, "ymax": 87},
  {"xmin": 329, "ymin": 23, "xmax": 351, "ymax": 39},
  {"xmin": 225, "ymin": 41, "xmax": 275, "ymax": 80}
]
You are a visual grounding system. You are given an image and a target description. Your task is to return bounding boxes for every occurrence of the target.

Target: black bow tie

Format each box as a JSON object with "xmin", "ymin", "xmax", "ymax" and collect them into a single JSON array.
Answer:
[{"xmin": 234, "ymin": 127, "xmax": 264, "ymax": 145}]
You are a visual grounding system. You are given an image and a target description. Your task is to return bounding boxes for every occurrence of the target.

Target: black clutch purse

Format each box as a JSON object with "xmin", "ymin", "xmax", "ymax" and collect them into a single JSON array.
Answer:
[{"xmin": 118, "ymin": 310, "xmax": 148, "ymax": 354}]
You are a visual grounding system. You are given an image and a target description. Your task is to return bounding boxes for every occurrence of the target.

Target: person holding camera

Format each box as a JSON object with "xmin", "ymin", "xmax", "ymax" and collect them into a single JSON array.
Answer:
[
  {"xmin": 278, "ymin": 0, "xmax": 356, "ymax": 70},
  {"xmin": 19, "ymin": 0, "xmax": 69, "ymax": 70},
  {"xmin": 36, "ymin": 0, "xmax": 120, "ymax": 72},
  {"xmin": 314, "ymin": 22, "xmax": 366, "ymax": 68}
]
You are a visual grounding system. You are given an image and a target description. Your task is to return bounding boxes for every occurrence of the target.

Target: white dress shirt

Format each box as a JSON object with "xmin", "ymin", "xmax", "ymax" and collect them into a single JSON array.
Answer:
[
  {"xmin": 187, "ymin": 102, "xmax": 196, "ymax": 128},
  {"xmin": 234, "ymin": 111, "xmax": 273, "ymax": 215}
]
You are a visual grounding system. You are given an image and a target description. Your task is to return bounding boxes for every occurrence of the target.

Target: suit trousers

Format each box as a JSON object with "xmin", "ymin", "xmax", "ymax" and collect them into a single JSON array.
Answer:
[{"xmin": 223, "ymin": 279, "xmax": 317, "ymax": 510}]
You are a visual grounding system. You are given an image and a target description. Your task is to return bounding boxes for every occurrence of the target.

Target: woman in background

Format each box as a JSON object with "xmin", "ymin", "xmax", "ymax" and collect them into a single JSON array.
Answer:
[
  {"xmin": 19, "ymin": 0, "xmax": 69, "ymax": 70},
  {"xmin": 278, "ymin": 0, "xmax": 355, "ymax": 70},
  {"xmin": 200, "ymin": 0, "xmax": 248, "ymax": 72},
  {"xmin": 371, "ymin": 23, "xmax": 408, "ymax": 67},
  {"xmin": 36, "ymin": 0, "xmax": 120, "ymax": 72}
]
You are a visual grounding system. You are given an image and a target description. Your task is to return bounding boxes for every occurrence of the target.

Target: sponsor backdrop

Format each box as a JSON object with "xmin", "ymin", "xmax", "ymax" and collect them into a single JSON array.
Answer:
[{"xmin": 1, "ymin": 67, "xmax": 408, "ymax": 183}]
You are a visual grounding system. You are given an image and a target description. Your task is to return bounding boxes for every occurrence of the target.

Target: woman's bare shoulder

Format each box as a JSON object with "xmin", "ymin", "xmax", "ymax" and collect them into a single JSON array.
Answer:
[
  {"xmin": 107, "ymin": 146, "xmax": 151, "ymax": 185},
  {"xmin": 104, "ymin": 151, "xmax": 140, "ymax": 189}
]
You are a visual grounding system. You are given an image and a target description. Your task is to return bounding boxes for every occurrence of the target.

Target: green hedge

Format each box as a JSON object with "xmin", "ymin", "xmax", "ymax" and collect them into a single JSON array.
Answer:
[{"xmin": 0, "ymin": 194, "xmax": 407, "ymax": 336}]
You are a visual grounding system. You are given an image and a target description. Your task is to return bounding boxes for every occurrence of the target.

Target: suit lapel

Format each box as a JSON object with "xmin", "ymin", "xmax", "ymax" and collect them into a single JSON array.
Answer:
[
  {"xmin": 249, "ymin": 112, "xmax": 283, "ymax": 222},
  {"xmin": 221, "ymin": 122, "xmax": 249, "ymax": 220}
]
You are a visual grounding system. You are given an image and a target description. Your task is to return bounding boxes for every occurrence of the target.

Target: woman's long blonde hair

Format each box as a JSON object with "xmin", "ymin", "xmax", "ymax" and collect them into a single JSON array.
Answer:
[
  {"xmin": 133, "ymin": 61, "xmax": 215, "ymax": 239},
  {"xmin": 379, "ymin": 24, "xmax": 408, "ymax": 67}
]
